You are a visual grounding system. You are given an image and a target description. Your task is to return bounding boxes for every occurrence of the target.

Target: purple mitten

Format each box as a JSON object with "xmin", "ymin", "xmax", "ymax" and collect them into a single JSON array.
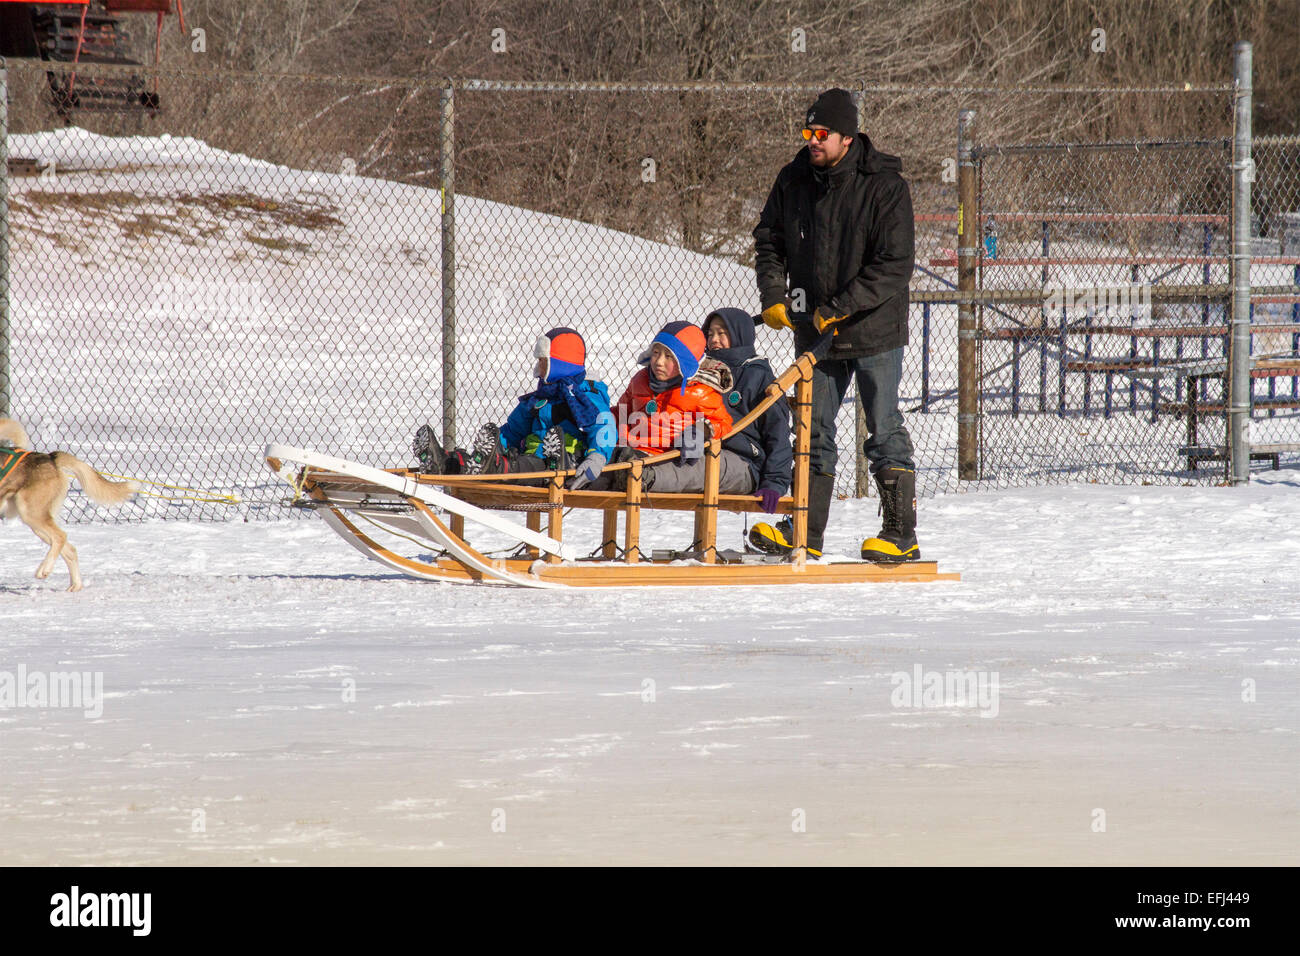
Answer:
[{"xmin": 756, "ymin": 487, "xmax": 780, "ymax": 514}]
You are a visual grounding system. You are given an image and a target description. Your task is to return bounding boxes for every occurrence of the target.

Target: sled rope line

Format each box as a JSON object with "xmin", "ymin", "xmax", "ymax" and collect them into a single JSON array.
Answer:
[
  {"xmin": 96, "ymin": 472, "xmax": 241, "ymax": 506},
  {"xmin": 354, "ymin": 510, "xmax": 524, "ymax": 561},
  {"xmin": 285, "ymin": 467, "xmax": 305, "ymax": 502},
  {"xmin": 353, "ymin": 510, "xmax": 448, "ymax": 555},
  {"xmin": 354, "ymin": 509, "xmax": 527, "ymax": 561}
]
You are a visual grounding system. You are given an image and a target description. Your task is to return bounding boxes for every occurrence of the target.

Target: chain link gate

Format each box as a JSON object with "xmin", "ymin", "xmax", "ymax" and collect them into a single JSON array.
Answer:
[
  {"xmin": 968, "ymin": 136, "xmax": 1237, "ymax": 484},
  {"xmin": 1248, "ymin": 134, "xmax": 1300, "ymax": 464}
]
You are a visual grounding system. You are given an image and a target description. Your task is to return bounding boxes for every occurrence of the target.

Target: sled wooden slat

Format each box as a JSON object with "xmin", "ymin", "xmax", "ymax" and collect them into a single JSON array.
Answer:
[
  {"xmin": 546, "ymin": 476, "xmax": 564, "ymax": 565},
  {"xmin": 299, "ymin": 473, "xmax": 802, "ymax": 515},
  {"xmin": 530, "ymin": 560, "xmax": 959, "ymax": 587},
  {"xmin": 525, "ymin": 510, "xmax": 542, "ymax": 559},
  {"xmin": 625, "ymin": 457, "xmax": 643, "ymax": 564},
  {"xmin": 693, "ymin": 436, "xmax": 722, "ymax": 564},
  {"xmin": 601, "ymin": 509, "xmax": 619, "ymax": 559},
  {"xmin": 790, "ymin": 362, "xmax": 813, "ymax": 567},
  {"xmin": 441, "ymin": 484, "xmax": 799, "ymax": 514}
]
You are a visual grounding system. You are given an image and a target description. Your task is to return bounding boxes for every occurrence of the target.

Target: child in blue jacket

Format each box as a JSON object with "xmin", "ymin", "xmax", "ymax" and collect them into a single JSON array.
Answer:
[{"xmin": 413, "ymin": 327, "xmax": 615, "ymax": 485}]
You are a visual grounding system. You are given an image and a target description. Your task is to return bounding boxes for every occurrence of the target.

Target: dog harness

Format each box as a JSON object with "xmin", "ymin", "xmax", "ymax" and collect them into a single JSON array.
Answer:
[{"xmin": 0, "ymin": 447, "xmax": 31, "ymax": 482}]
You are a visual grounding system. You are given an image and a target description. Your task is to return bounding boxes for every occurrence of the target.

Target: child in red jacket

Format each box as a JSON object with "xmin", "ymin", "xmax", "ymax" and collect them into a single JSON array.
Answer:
[{"xmin": 580, "ymin": 322, "xmax": 751, "ymax": 494}]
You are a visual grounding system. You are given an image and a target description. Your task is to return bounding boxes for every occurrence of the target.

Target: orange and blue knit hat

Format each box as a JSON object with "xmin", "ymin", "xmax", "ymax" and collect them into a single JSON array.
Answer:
[
  {"xmin": 534, "ymin": 327, "xmax": 586, "ymax": 383},
  {"xmin": 649, "ymin": 321, "xmax": 707, "ymax": 394}
]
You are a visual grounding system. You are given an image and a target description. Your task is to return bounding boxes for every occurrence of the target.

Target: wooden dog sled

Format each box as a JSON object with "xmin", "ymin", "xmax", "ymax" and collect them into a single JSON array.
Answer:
[{"xmin": 266, "ymin": 352, "xmax": 960, "ymax": 588}]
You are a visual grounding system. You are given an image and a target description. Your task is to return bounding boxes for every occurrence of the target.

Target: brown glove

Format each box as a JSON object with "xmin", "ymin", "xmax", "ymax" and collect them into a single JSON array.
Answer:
[{"xmin": 760, "ymin": 301, "xmax": 794, "ymax": 331}]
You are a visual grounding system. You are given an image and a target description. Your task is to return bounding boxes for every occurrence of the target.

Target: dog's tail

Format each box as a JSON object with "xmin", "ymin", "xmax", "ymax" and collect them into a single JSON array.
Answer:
[
  {"xmin": 52, "ymin": 453, "xmax": 138, "ymax": 507},
  {"xmin": 0, "ymin": 418, "xmax": 31, "ymax": 449}
]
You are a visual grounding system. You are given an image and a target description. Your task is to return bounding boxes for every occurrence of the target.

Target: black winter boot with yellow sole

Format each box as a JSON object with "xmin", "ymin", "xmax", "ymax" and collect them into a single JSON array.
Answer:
[
  {"xmin": 861, "ymin": 466, "xmax": 921, "ymax": 562},
  {"xmin": 748, "ymin": 519, "xmax": 823, "ymax": 559},
  {"xmin": 748, "ymin": 472, "xmax": 834, "ymax": 560}
]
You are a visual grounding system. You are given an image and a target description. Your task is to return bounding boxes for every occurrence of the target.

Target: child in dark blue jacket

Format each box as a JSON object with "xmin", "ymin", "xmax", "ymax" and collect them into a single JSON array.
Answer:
[
  {"xmin": 701, "ymin": 308, "xmax": 792, "ymax": 513},
  {"xmin": 413, "ymin": 327, "xmax": 616, "ymax": 485}
]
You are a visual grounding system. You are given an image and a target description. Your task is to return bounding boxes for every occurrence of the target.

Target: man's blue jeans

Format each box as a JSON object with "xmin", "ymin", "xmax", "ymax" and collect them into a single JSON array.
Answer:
[{"xmin": 810, "ymin": 347, "xmax": 915, "ymax": 477}]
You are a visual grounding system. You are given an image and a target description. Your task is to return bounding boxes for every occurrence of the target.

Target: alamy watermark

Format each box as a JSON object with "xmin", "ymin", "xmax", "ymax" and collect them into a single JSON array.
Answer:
[
  {"xmin": 0, "ymin": 664, "xmax": 104, "ymax": 719},
  {"xmin": 146, "ymin": 278, "xmax": 266, "ymax": 324},
  {"xmin": 49, "ymin": 886, "xmax": 150, "ymax": 936},
  {"xmin": 890, "ymin": 665, "xmax": 999, "ymax": 718},
  {"xmin": 1044, "ymin": 282, "xmax": 1152, "ymax": 321}
]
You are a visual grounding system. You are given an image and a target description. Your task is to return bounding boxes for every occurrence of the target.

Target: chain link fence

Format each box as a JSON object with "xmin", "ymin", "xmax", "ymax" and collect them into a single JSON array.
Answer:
[
  {"xmin": 2, "ymin": 61, "xmax": 449, "ymax": 521},
  {"xmin": 966, "ymin": 126, "xmax": 1300, "ymax": 485},
  {"xmin": 0, "ymin": 58, "xmax": 1289, "ymax": 522},
  {"xmin": 1249, "ymin": 134, "xmax": 1300, "ymax": 465},
  {"xmin": 970, "ymin": 138, "xmax": 1236, "ymax": 483}
]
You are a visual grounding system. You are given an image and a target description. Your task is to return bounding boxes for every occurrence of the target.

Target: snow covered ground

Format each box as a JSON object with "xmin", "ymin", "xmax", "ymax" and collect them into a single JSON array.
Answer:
[{"xmin": 2, "ymin": 471, "xmax": 1297, "ymax": 865}]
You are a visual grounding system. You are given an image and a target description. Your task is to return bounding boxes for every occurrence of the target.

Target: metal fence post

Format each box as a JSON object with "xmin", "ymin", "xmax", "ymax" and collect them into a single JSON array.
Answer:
[
  {"xmin": 957, "ymin": 109, "xmax": 978, "ymax": 480},
  {"xmin": 851, "ymin": 88, "xmax": 871, "ymax": 496},
  {"xmin": 1229, "ymin": 42, "xmax": 1252, "ymax": 485},
  {"xmin": 440, "ymin": 82, "xmax": 457, "ymax": 449},
  {"xmin": 0, "ymin": 59, "xmax": 10, "ymax": 420}
]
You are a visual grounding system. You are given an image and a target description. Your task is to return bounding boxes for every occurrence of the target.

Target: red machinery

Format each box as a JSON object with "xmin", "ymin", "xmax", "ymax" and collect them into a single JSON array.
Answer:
[{"xmin": 0, "ymin": 1, "xmax": 185, "ymax": 114}]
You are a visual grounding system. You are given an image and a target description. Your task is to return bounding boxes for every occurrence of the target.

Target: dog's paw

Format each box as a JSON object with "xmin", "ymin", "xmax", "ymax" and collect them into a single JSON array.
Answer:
[
  {"xmin": 35, "ymin": 568, "xmax": 50, "ymax": 580},
  {"xmin": 67, "ymin": 582, "xmax": 84, "ymax": 593}
]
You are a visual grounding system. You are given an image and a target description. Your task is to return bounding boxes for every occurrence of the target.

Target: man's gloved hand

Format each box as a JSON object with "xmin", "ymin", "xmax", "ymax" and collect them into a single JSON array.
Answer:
[
  {"xmin": 756, "ymin": 487, "xmax": 781, "ymax": 513},
  {"xmin": 811, "ymin": 305, "xmax": 849, "ymax": 334},
  {"xmin": 761, "ymin": 301, "xmax": 794, "ymax": 332},
  {"xmin": 569, "ymin": 451, "xmax": 607, "ymax": 490}
]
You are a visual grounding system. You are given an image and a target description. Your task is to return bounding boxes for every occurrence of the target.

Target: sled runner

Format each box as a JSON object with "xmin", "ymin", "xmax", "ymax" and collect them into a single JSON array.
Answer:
[{"xmin": 266, "ymin": 352, "xmax": 960, "ymax": 588}]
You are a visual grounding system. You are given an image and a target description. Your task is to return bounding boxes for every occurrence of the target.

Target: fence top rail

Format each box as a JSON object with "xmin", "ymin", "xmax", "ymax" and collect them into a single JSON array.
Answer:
[
  {"xmin": 928, "ymin": 256, "xmax": 1300, "ymax": 267},
  {"xmin": 456, "ymin": 79, "xmax": 1235, "ymax": 95},
  {"xmin": 1255, "ymin": 134, "xmax": 1300, "ymax": 145},
  {"xmin": 909, "ymin": 283, "xmax": 1299, "ymax": 304},
  {"xmin": 974, "ymin": 138, "xmax": 1230, "ymax": 158},
  {"xmin": 915, "ymin": 213, "xmax": 1230, "ymax": 224},
  {"xmin": 931, "ymin": 255, "xmax": 1232, "ymax": 267},
  {"xmin": 0, "ymin": 57, "xmax": 1237, "ymax": 96}
]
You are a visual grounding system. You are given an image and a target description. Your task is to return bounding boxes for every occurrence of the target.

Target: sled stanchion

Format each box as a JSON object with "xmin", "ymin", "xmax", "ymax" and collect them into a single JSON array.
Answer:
[
  {"xmin": 450, "ymin": 512, "xmax": 465, "ymax": 539},
  {"xmin": 791, "ymin": 361, "xmax": 813, "ymax": 568},
  {"xmin": 525, "ymin": 509, "xmax": 542, "ymax": 559},
  {"xmin": 546, "ymin": 475, "xmax": 564, "ymax": 565},
  {"xmin": 601, "ymin": 509, "xmax": 618, "ymax": 559},
  {"xmin": 624, "ymin": 457, "xmax": 643, "ymax": 564},
  {"xmin": 694, "ymin": 434, "xmax": 721, "ymax": 565}
]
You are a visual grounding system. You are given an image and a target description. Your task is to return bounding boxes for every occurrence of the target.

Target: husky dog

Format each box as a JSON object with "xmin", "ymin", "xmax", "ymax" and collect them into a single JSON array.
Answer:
[{"xmin": 0, "ymin": 419, "xmax": 137, "ymax": 591}]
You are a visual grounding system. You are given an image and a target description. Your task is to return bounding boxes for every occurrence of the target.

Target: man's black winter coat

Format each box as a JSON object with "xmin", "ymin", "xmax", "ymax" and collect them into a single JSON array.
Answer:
[{"xmin": 753, "ymin": 133, "xmax": 915, "ymax": 359}]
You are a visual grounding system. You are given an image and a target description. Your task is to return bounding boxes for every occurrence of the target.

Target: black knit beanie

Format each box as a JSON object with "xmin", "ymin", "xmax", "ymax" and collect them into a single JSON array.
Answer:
[{"xmin": 805, "ymin": 88, "xmax": 858, "ymax": 137}]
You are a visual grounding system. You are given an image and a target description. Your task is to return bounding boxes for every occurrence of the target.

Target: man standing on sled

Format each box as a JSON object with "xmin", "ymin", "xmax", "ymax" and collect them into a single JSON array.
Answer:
[{"xmin": 749, "ymin": 87, "xmax": 920, "ymax": 562}]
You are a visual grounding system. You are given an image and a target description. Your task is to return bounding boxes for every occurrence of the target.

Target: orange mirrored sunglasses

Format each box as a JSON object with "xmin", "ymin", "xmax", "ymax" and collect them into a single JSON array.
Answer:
[{"xmin": 801, "ymin": 127, "xmax": 832, "ymax": 142}]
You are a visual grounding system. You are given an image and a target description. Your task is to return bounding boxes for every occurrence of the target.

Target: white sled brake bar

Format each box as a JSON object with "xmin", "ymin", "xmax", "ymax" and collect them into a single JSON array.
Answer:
[
  {"xmin": 266, "ymin": 443, "xmax": 576, "ymax": 561},
  {"xmin": 409, "ymin": 501, "xmax": 561, "ymax": 589}
]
